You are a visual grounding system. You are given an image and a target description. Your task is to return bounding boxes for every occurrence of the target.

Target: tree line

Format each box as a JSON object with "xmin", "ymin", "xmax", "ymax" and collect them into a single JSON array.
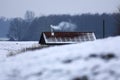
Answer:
[{"xmin": 0, "ymin": 11, "xmax": 120, "ymax": 41}]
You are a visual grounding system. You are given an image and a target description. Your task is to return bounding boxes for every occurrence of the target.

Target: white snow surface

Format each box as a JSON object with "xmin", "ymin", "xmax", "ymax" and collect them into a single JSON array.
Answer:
[
  {"xmin": 0, "ymin": 41, "xmax": 38, "ymax": 61},
  {"xmin": 0, "ymin": 36, "xmax": 120, "ymax": 80}
]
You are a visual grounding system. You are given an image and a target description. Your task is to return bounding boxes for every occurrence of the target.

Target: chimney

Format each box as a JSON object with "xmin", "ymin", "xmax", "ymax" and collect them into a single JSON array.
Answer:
[{"xmin": 50, "ymin": 25, "xmax": 54, "ymax": 36}]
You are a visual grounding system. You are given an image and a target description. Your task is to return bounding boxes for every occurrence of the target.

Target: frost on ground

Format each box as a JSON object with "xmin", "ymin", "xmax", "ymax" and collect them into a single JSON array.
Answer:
[
  {"xmin": 0, "ymin": 36, "xmax": 120, "ymax": 80},
  {"xmin": 0, "ymin": 41, "xmax": 38, "ymax": 60}
]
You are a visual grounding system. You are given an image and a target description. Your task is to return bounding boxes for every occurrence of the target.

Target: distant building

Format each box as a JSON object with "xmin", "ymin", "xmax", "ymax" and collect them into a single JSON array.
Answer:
[
  {"xmin": 39, "ymin": 32, "xmax": 96, "ymax": 45},
  {"xmin": 0, "ymin": 37, "xmax": 9, "ymax": 41}
]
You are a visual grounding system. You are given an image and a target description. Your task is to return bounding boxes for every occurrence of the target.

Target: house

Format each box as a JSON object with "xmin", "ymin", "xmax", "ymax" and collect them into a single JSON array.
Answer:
[
  {"xmin": 0, "ymin": 37, "xmax": 9, "ymax": 41},
  {"xmin": 39, "ymin": 32, "xmax": 96, "ymax": 45}
]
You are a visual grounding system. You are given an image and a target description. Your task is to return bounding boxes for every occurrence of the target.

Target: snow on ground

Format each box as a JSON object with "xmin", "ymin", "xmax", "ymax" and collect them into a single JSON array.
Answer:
[
  {"xmin": 0, "ymin": 41, "xmax": 38, "ymax": 61},
  {"xmin": 0, "ymin": 36, "xmax": 120, "ymax": 80}
]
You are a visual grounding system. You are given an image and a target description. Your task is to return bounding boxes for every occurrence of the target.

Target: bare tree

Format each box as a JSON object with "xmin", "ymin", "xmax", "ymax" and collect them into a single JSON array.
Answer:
[
  {"xmin": 8, "ymin": 18, "xmax": 27, "ymax": 41},
  {"xmin": 24, "ymin": 10, "xmax": 35, "ymax": 22}
]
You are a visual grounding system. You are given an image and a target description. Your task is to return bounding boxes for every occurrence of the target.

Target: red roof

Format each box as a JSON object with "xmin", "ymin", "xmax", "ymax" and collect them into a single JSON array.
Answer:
[
  {"xmin": 39, "ymin": 32, "xmax": 96, "ymax": 45},
  {"xmin": 44, "ymin": 32, "xmax": 89, "ymax": 38}
]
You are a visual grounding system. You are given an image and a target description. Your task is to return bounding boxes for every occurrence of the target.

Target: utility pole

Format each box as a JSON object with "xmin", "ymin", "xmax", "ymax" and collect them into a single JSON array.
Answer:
[{"xmin": 103, "ymin": 19, "xmax": 105, "ymax": 38}]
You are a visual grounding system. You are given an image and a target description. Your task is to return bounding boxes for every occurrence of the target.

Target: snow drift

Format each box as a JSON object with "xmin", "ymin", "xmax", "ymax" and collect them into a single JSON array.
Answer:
[{"xmin": 0, "ymin": 36, "xmax": 120, "ymax": 80}]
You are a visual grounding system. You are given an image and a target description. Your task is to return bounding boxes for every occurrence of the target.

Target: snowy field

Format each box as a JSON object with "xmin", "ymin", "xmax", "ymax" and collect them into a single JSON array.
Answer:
[
  {"xmin": 0, "ymin": 36, "xmax": 120, "ymax": 80},
  {"xmin": 0, "ymin": 41, "xmax": 38, "ymax": 61}
]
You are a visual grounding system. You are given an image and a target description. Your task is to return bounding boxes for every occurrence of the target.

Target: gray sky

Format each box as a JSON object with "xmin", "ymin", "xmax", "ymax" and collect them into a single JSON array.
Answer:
[{"xmin": 0, "ymin": 0, "xmax": 120, "ymax": 18}]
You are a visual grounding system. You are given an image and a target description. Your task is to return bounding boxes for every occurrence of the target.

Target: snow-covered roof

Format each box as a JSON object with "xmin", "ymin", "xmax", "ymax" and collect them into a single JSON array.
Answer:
[
  {"xmin": 0, "ymin": 37, "xmax": 9, "ymax": 41},
  {"xmin": 39, "ymin": 32, "xmax": 96, "ymax": 44}
]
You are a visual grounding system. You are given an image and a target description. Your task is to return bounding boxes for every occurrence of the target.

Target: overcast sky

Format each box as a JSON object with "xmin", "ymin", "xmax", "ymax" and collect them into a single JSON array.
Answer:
[{"xmin": 0, "ymin": 0, "xmax": 120, "ymax": 18}]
